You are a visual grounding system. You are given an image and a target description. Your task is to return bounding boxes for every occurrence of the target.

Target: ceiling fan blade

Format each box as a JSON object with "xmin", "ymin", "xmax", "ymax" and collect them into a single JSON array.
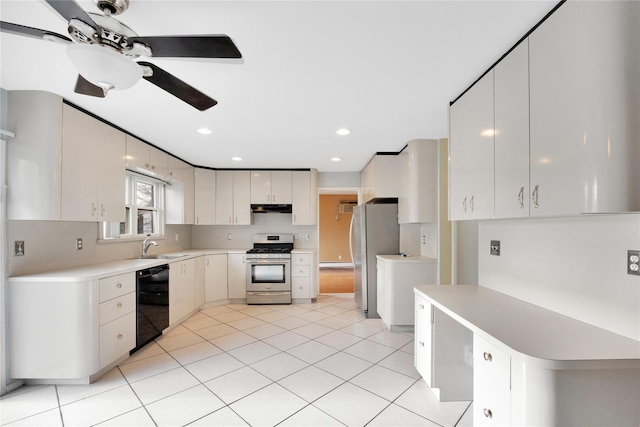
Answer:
[
  {"xmin": 44, "ymin": 0, "xmax": 100, "ymax": 34},
  {"xmin": 129, "ymin": 35, "xmax": 242, "ymax": 59},
  {"xmin": 0, "ymin": 21, "xmax": 72, "ymax": 43},
  {"xmin": 74, "ymin": 75, "xmax": 105, "ymax": 98},
  {"xmin": 138, "ymin": 61, "xmax": 217, "ymax": 111}
]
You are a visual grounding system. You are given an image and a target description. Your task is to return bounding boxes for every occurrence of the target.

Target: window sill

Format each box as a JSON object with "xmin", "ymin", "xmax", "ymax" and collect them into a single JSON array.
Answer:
[{"xmin": 97, "ymin": 235, "xmax": 167, "ymax": 245}]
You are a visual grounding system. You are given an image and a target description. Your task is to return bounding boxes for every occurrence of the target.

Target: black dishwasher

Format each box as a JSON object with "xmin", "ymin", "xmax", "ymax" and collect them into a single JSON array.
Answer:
[{"xmin": 133, "ymin": 264, "xmax": 170, "ymax": 353}]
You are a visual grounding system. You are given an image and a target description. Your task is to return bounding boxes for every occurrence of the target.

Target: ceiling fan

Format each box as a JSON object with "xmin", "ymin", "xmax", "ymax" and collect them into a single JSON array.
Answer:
[{"xmin": 0, "ymin": 0, "xmax": 242, "ymax": 110}]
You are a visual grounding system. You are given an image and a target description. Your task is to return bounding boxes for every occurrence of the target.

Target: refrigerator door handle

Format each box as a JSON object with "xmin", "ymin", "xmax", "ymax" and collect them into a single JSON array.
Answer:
[{"xmin": 349, "ymin": 213, "xmax": 355, "ymax": 263}]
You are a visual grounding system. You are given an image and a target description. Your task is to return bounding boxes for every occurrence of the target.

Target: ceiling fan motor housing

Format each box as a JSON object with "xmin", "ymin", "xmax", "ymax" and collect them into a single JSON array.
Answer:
[{"xmin": 93, "ymin": 0, "xmax": 129, "ymax": 15}]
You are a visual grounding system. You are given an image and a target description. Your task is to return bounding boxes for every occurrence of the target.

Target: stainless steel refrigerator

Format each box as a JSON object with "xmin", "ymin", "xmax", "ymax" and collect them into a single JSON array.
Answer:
[{"xmin": 350, "ymin": 202, "xmax": 399, "ymax": 318}]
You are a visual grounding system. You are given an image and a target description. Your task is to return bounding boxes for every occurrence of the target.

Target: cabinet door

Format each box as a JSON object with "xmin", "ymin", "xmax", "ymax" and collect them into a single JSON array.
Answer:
[
  {"xmin": 195, "ymin": 257, "xmax": 205, "ymax": 309},
  {"xmin": 205, "ymin": 254, "xmax": 228, "ymax": 302},
  {"xmin": 271, "ymin": 170, "xmax": 292, "ymax": 204},
  {"xmin": 473, "ymin": 334, "xmax": 510, "ymax": 427},
  {"xmin": 250, "ymin": 171, "xmax": 271, "ymax": 204},
  {"xmin": 125, "ymin": 135, "xmax": 149, "ymax": 170},
  {"xmin": 183, "ymin": 165, "xmax": 195, "ymax": 224},
  {"xmin": 227, "ymin": 254, "xmax": 246, "ymax": 299},
  {"xmin": 233, "ymin": 170, "xmax": 251, "ymax": 225},
  {"xmin": 494, "ymin": 40, "xmax": 530, "ymax": 219},
  {"xmin": 529, "ymin": 1, "xmax": 640, "ymax": 215},
  {"xmin": 215, "ymin": 170, "xmax": 234, "ymax": 224},
  {"xmin": 148, "ymin": 147, "xmax": 168, "ymax": 177},
  {"xmin": 449, "ymin": 71, "xmax": 495, "ymax": 220},
  {"xmin": 414, "ymin": 295, "xmax": 433, "ymax": 386},
  {"xmin": 60, "ymin": 105, "xmax": 99, "ymax": 221},
  {"xmin": 97, "ymin": 122, "xmax": 126, "ymax": 223},
  {"xmin": 195, "ymin": 168, "xmax": 216, "ymax": 225},
  {"xmin": 169, "ymin": 259, "xmax": 196, "ymax": 324},
  {"xmin": 292, "ymin": 170, "xmax": 317, "ymax": 225}
]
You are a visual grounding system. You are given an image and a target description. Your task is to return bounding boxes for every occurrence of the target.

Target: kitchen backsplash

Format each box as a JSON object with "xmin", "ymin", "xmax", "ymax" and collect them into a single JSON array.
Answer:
[
  {"xmin": 7, "ymin": 221, "xmax": 192, "ymax": 276},
  {"xmin": 478, "ymin": 213, "xmax": 640, "ymax": 341}
]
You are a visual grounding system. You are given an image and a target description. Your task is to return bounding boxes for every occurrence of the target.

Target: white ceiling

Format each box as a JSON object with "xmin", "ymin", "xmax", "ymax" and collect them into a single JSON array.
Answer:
[{"xmin": 0, "ymin": 0, "xmax": 557, "ymax": 172}]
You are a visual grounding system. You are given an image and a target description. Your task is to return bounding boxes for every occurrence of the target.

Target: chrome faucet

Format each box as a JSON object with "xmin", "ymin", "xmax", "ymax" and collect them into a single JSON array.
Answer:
[{"xmin": 142, "ymin": 235, "xmax": 158, "ymax": 257}]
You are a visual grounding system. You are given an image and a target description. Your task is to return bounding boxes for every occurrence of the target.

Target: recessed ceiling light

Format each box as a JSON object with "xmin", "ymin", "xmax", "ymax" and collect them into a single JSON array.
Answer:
[
  {"xmin": 232, "ymin": 156, "xmax": 242, "ymax": 161},
  {"xmin": 197, "ymin": 127, "xmax": 212, "ymax": 135},
  {"xmin": 331, "ymin": 157, "xmax": 341, "ymax": 162},
  {"xmin": 336, "ymin": 128, "xmax": 350, "ymax": 136}
]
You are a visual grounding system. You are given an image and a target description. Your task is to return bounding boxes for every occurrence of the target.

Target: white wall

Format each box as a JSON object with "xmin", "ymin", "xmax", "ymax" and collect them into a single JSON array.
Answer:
[
  {"xmin": 478, "ymin": 214, "xmax": 640, "ymax": 340},
  {"xmin": 7, "ymin": 221, "xmax": 192, "ymax": 276},
  {"xmin": 191, "ymin": 213, "xmax": 317, "ymax": 249}
]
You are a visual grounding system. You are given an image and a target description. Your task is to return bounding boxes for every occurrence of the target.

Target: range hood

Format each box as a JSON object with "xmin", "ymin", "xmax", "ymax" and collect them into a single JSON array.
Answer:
[{"xmin": 251, "ymin": 204, "xmax": 293, "ymax": 214}]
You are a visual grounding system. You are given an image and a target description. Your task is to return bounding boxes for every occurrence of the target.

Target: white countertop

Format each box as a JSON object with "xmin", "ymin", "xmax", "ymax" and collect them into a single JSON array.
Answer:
[
  {"xmin": 377, "ymin": 255, "xmax": 437, "ymax": 263},
  {"xmin": 8, "ymin": 249, "xmax": 248, "ymax": 282},
  {"xmin": 415, "ymin": 284, "xmax": 640, "ymax": 369}
]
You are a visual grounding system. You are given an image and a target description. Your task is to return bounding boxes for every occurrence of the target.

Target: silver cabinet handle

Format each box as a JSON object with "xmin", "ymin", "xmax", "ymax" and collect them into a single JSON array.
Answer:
[
  {"xmin": 470, "ymin": 195, "xmax": 475, "ymax": 212},
  {"xmin": 518, "ymin": 187, "xmax": 524, "ymax": 208},
  {"xmin": 419, "ymin": 304, "xmax": 424, "ymax": 310},
  {"xmin": 91, "ymin": 202, "xmax": 97, "ymax": 216},
  {"xmin": 419, "ymin": 341, "xmax": 425, "ymax": 347},
  {"xmin": 532, "ymin": 185, "xmax": 539, "ymax": 208},
  {"xmin": 483, "ymin": 408, "xmax": 493, "ymax": 419},
  {"xmin": 462, "ymin": 197, "xmax": 467, "ymax": 213},
  {"xmin": 483, "ymin": 352, "xmax": 493, "ymax": 362}
]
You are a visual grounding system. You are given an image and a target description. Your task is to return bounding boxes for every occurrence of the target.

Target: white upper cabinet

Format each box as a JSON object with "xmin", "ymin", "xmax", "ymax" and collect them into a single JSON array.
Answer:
[
  {"xmin": 449, "ymin": 70, "xmax": 495, "ymax": 220},
  {"xmin": 398, "ymin": 139, "xmax": 439, "ymax": 224},
  {"xmin": 529, "ymin": 0, "xmax": 640, "ymax": 215},
  {"xmin": 61, "ymin": 104, "xmax": 126, "ymax": 222},
  {"xmin": 250, "ymin": 170, "xmax": 292, "ymax": 204},
  {"xmin": 125, "ymin": 135, "xmax": 167, "ymax": 178},
  {"xmin": 494, "ymin": 40, "xmax": 530, "ymax": 219},
  {"xmin": 7, "ymin": 91, "xmax": 64, "ymax": 220},
  {"xmin": 183, "ymin": 165, "xmax": 195, "ymax": 224},
  {"xmin": 361, "ymin": 155, "xmax": 398, "ymax": 203},
  {"xmin": 194, "ymin": 168, "xmax": 216, "ymax": 225},
  {"xmin": 216, "ymin": 170, "xmax": 251, "ymax": 225},
  {"xmin": 292, "ymin": 169, "xmax": 318, "ymax": 225}
]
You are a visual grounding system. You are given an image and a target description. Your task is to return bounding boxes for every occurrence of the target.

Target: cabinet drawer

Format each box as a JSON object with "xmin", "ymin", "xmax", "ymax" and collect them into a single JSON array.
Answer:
[
  {"xmin": 100, "ymin": 292, "xmax": 135, "ymax": 325},
  {"xmin": 292, "ymin": 253, "xmax": 311, "ymax": 265},
  {"xmin": 99, "ymin": 272, "xmax": 135, "ymax": 302},
  {"xmin": 100, "ymin": 311, "xmax": 136, "ymax": 368},
  {"xmin": 292, "ymin": 265, "xmax": 310, "ymax": 277},
  {"xmin": 292, "ymin": 277, "xmax": 311, "ymax": 299}
]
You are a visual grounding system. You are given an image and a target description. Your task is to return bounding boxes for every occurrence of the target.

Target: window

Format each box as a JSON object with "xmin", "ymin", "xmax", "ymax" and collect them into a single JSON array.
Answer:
[{"xmin": 102, "ymin": 172, "xmax": 165, "ymax": 240}]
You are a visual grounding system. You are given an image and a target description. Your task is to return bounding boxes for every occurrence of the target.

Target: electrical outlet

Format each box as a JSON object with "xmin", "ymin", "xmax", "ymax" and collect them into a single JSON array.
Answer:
[
  {"xmin": 628, "ymin": 250, "xmax": 640, "ymax": 276},
  {"xmin": 14, "ymin": 240, "xmax": 24, "ymax": 256},
  {"xmin": 76, "ymin": 238, "xmax": 83, "ymax": 250},
  {"xmin": 490, "ymin": 240, "xmax": 501, "ymax": 256}
]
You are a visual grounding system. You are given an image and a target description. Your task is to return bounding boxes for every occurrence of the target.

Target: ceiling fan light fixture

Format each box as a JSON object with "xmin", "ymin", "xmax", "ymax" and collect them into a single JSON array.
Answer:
[{"xmin": 67, "ymin": 43, "xmax": 142, "ymax": 91}]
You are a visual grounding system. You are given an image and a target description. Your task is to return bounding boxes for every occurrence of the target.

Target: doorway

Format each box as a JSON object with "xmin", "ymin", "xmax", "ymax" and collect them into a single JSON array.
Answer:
[{"xmin": 318, "ymin": 191, "xmax": 357, "ymax": 293}]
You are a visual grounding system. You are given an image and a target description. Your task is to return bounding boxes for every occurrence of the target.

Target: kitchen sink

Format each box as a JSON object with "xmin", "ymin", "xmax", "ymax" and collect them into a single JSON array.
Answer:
[{"xmin": 138, "ymin": 253, "xmax": 189, "ymax": 260}]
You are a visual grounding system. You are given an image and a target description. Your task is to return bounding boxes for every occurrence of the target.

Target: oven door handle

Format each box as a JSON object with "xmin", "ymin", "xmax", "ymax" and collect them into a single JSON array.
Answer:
[{"xmin": 246, "ymin": 291, "xmax": 291, "ymax": 296}]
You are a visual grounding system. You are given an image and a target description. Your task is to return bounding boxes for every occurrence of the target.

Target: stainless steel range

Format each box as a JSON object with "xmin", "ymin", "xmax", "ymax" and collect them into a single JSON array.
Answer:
[{"xmin": 246, "ymin": 234, "xmax": 293, "ymax": 304}]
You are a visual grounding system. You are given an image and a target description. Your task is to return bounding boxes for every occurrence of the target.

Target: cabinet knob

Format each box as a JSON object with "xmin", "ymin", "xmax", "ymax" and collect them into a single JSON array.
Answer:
[
  {"xmin": 117, "ymin": 303, "xmax": 122, "ymax": 308},
  {"xmin": 483, "ymin": 352, "xmax": 493, "ymax": 362},
  {"xmin": 117, "ymin": 283, "xmax": 122, "ymax": 288},
  {"xmin": 483, "ymin": 408, "xmax": 493, "ymax": 419},
  {"xmin": 117, "ymin": 334, "xmax": 123, "ymax": 340}
]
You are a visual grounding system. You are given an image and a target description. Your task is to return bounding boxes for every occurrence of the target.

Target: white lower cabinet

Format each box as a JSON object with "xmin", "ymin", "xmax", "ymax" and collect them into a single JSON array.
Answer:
[
  {"xmin": 205, "ymin": 254, "xmax": 228, "ymax": 302},
  {"xmin": 8, "ymin": 271, "xmax": 136, "ymax": 383},
  {"xmin": 227, "ymin": 253, "xmax": 247, "ymax": 300},
  {"xmin": 474, "ymin": 334, "xmax": 511, "ymax": 426},
  {"xmin": 414, "ymin": 294, "xmax": 433, "ymax": 386},
  {"xmin": 169, "ymin": 259, "xmax": 196, "ymax": 324},
  {"xmin": 194, "ymin": 257, "xmax": 206, "ymax": 309},
  {"xmin": 291, "ymin": 251, "xmax": 317, "ymax": 300}
]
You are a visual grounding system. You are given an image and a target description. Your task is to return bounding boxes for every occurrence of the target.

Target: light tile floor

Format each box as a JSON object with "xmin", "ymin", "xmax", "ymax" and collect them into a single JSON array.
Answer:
[{"xmin": 1, "ymin": 294, "xmax": 473, "ymax": 427}]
